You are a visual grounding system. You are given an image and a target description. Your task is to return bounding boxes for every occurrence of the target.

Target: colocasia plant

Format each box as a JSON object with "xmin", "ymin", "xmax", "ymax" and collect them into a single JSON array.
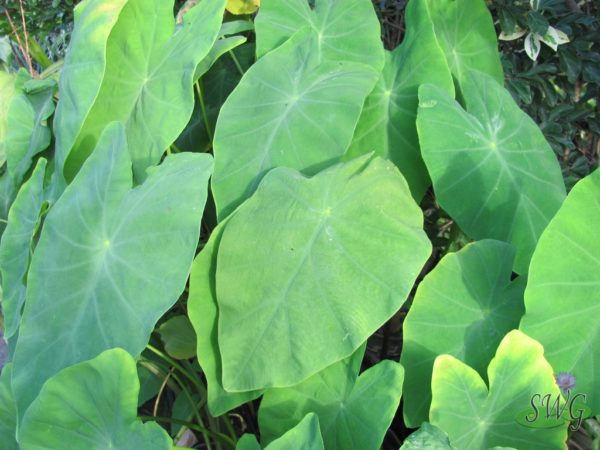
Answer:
[{"xmin": 0, "ymin": 0, "xmax": 598, "ymax": 449}]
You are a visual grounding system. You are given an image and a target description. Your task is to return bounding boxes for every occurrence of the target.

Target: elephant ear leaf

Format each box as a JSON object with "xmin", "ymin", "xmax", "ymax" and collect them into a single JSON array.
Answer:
[
  {"xmin": 237, "ymin": 413, "xmax": 324, "ymax": 450},
  {"xmin": 12, "ymin": 122, "xmax": 213, "ymax": 419},
  {"xmin": 19, "ymin": 348, "xmax": 171, "ymax": 450},
  {"xmin": 417, "ymin": 70, "xmax": 565, "ymax": 274},
  {"xmin": 0, "ymin": 364, "xmax": 18, "ymax": 450},
  {"xmin": 430, "ymin": 330, "xmax": 568, "ymax": 450},
  {"xmin": 399, "ymin": 422, "xmax": 453, "ymax": 450},
  {"xmin": 520, "ymin": 168, "xmax": 600, "ymax": 415}
]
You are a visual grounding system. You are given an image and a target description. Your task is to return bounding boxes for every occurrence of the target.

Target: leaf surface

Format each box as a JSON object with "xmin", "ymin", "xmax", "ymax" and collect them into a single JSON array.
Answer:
[
  {"xmin": 217, "ymin": 155, "xmax": 430, "ymax": 390},
  {"xmin": 0, "ymin": 364, "xmax": 18, "ymax": 450}
]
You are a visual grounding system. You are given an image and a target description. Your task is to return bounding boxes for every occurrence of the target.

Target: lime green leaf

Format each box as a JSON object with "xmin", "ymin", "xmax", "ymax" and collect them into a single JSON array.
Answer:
[
  {"xmin": 158, "ymin": 316, "xmax": 197, "ymax": 360},
  {"xmin": 425, "ymin": 0, "xmax": 503, "ymax": 86},
  {"xmin": 12, "ymin": 123, "xmax": 212, "ymax": 418},
  {"xmin": 52, "ymin": 0, "xmax": 129, "ymax": 178},
  {"xmin": 255, "ymin": 0, "xmax": 383, "ymax": 70},
  {"xmin": 188, "ymin": 219, "xmax": 262, "ymax": 417},
  {"xmin": 0, "ymin": 159, "xmax": 47, "ymax": 341},
  {"xmin": 346, "ymin": 0, "xmax": 453, "ymax": 200},
  {"xmin": 0, "ymin": 173, "xmax": 17, "ymax": 238},
  {"xmin": 19, "ymin": 349, "xmax": 171, "ymax": 450},
  {"xmin": 399, "ymin": 423, "xmax": 453, "ymax": 450},
  {"xmin": 238, "ymin": 413, "xmax": 324, "ymax": 450},
  {"xmin": 59, "ymin": 0, "xmax": 226, "ymax": 182},
  {"xmin": 520, "ymin": 169, "xmax": 600, "ymax": 414},
  {"xmin": 0, "ymin": 364, "xmax": 18, "ymax": 450},
  {"xmin": 430, "ymin": 330, "xmax": 568, "ymax": 450},
  {"xmin": 259, "ymin": 347, "xmax": 404, "ymax": 450},
  {"xmin": 417, "ymin": 70, "xmax": 565, "ymax": 274},
  {"xmin": 211, "ymin": 29, "xmax": 379, "ymax": 218},
  {"xmin": 0, "ymin": 71, "xmax": 18, "ymax": 168},
  {"xmin": 227, "ymin": 0, "xmax": 260, "ymax": 15},
  {"xmin": 401, "ymin": 240, "xmax": 525, "ymax": 427},
  {"xmin": 5, "ymin": 81, "xmax": 55, "ymax": 187},
  {"xmin": 217, "ymin": 155, "xmax": 430, "ymax": 391}
]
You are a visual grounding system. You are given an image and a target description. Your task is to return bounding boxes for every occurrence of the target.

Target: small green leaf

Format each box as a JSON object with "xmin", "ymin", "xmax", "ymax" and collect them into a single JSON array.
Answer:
[
  {"xmin": 417, "ymin": 70, "xmax": 566, "ymax": 274},
  {"xmin": 401, "ymin": 240, "xmax": 525, "ymax": 427},
  {"xmin": 430, "ymin": 330, "xmax": 568, "ymax": 450},
  {"xmin": 399, "ymin": 422, "xmax": 453, "ymax": 450},
  {"xmin": 19, "ymin": 349, "xmax": 171, "ymax": 450},
  {"xmin": 259, "ymin": 348, "xmax": 404, "ymax": 450},
  {"xmin": 158, "ymin": 316, "xmax": 197, "ymax": 360},
  {"xmin": 520, "ymin": 169, "xmax": 600, "ymax": 415},
  {"xmin": 217, "ymin": 155, "xmax": 429, "ymax": 391}
]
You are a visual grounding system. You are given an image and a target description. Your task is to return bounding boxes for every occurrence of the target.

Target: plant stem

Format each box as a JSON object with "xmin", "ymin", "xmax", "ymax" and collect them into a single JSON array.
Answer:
[
  {"xmin": 228, "ymin": 49, "xmax": 245, "ymax": 76},
  {"xmin": 140, "ymin": 416, "xmax": 236, "ymax": 448},
  {"xmin": 195, "ymin": 80, "xmax": 213, "ymax": 143},
  {"xmin": 146, "ymin": 344, "xmax": 206, "ymax": 397}
]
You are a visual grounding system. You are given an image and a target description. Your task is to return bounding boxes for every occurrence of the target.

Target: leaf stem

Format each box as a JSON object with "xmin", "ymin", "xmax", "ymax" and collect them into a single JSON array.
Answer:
[
  {"xmin": 194, "ymin": 80, "xmax": 213, "ymax": 144},
  {"xmin": 140, "ymin": 416, "xmax": 236, "ymax": 448},
  {"xmin": 228, "ymin": 49, "xmax": 245, "ymax": 76}
]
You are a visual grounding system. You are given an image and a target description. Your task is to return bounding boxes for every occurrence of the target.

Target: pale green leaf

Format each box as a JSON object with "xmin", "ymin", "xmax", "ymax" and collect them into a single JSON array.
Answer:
[
  {"xmin": 217, "ymin": 155, "xmax": 430, "ymax": 391},
  {"xmin": 430, "ymin": 330, "xmax": 568, "ymax": 450},
  {"xmin": 346, "ymin": 0, "xmax": 454, "ymax": 200},
  {"xmin": 12, "ymin": 123, "xmax": 212, "ymax": 419},
  {"xmin": 212, "ymin": 28, "xmax": 379, "ymax": 219},
  {"xmin": 158, "ymin": 316, "xmax": 197, "ymax": 360},
  {"xmin": 417, "ymin": 70, "xmax": 565, "ymax": 274},
  {"xmin": 399, "ymin": 422, "xmax": 453, "ymax": 450},
  {"xmin": 19, "ymin": 349, "xmax": 171, "ymax": 450},
  {"xmin": 401, "ymin": 240, "xmax": 525, "ymax": 427},
  {"xmin": 520, "ymin": 169, "xmax": 600, "ymax": 414}
]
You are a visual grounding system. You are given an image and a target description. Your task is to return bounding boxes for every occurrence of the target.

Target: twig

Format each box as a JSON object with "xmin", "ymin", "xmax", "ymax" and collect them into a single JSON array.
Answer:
[
  {"xmin": 17, "ymin": 0, "xmax": 34, "ymax": 75},
  {"xmin": 2, "ymin": 6, "xmax": 34, "ymax": 76}
]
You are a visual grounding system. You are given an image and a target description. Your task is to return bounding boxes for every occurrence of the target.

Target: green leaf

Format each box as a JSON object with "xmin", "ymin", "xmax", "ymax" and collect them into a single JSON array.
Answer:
[
  {"xmin": 158, "ymin": 315, "xmax": 197, "ymax": 360},
  {"xmin": 345, "ymin": 0, "xmax": 454, "ymax": 200},
  {"xmin": 137, "ymin": 365, "xmax": 161, "ymax": 407},
  {"xmin": 188, "ymin": 219, "xmax": 263, "ymax": 417},
  {"xmin": 0, "ymin": 158, "xmax": 47, "ymax": 341},
  {"xmin": 19, "ymin": 348, "xmax": 171, "ymax": 450},
  {"xmin": 217, "ymin": 155, "xmax": 430, "ymax": 391},
  {"xmin": 259, "ymin": 348, "xmax": 404, "ymax": 450},
  {"xmin": 0, "ymin": 173, "xmax": 17, "ymax": 238},
  {"xmin": 255, "ymin": 0, "xmax": 383, "ymax": 70},
  {"xmin": 417, "ymin": 70, "xmax": 566, "ymax": 274},
  {"xmin": 430, "ymin": 330, "xmax": 568, "ymax": 450},
  {"xmin": 238, "ymin": 413, "xmax": 324, "ymax": 450},
  {"xmin": 401, "ymin": 240, "xmax": 525, "ymax": 427},
  {"xmin": 211, "ymin": 29, "xmax": 379, "ymax": 219},
  {"xmin": 0, "ymin": 71, "xmax": 18, "ymax": 168},
  {"xmin": 52, "ymin": 0, "xmax": 129, "ymax": 179},
  {"xmin": 5, "ymin": 81, "xmax": 55, "ymax": 187},
  {"xmin": 527, "ymin": 11, "xmax": 549, "ymax": 37},
  {"xmin": 12, "ymin": 123, "xmax": 213, "ymax": 419},
  {"xmin": 59, "ymin": 0, "xmax": 226, "ymax": 182},
  {"xmin": 0, "ymin": 364, "xmax": 18, "ymax": 450},
  {"xmin": 424, "ymin": 0, "xmax": 503, "ymax": 87},
  {"xmin": 399, "ymin": 422, "xmax": 453, "ymax": 450},
  {"xmin": 520, "ymin": 169, "xmax": 600, "ymax": 415}
]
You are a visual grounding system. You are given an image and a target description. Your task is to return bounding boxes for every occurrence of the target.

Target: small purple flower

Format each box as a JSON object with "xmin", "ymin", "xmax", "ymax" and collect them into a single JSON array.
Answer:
[{"xmin": 555, "ymin": 372, "xmax": 576, "ymax": 391}]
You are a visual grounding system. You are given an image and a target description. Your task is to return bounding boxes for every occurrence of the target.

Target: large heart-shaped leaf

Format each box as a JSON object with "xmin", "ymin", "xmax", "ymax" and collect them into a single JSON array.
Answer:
[
  {"xmin": 401, "ymin": 240, "xmax": 525, "ymax": 427},
  {"xmin": 211, "ymin": 28, "xmax": 379, "ymax": 219},
  {"xmin": 0, "ymin": 364, "xmax": 18, "ymax": 450},
  {"xmin": 430, "ymin": 330, "xmax": 568, "ymax": 450},
  {"xmin": 400, "ymin": 423, "xmax": 453, "ymax": 450},
  {"xmin": 417, "ymin": 70, "xmax": 566, "ymax": 274},
  {"xmin": 424, "ymin": 0, "xmax": 503, "ymax": 87},
  {"xmin": 259, "ymin": 347, "xmax": 404, "ymax": 450},
  {"xmin": 188, "ymin": 219, "xmax": 263, "ymax": 417},
  {"xmin": 5, "ymin": 79, "xmax": 55, "ymax": 187},
  {"xmin": 19, "ymin": 348, "xmax": 171, "ymax": 449},
  {"xmin": 217, "ymin": 155, "xmax": 430, "ymax": 391},
  {"xmin": 238, "ymin": 413, "xmax": 324, "ymax": 450},
  {"xmin": 255, "ymin": 0, "xmax": 383, "ymax": 70},
  {"xmin": 58, "ymin": 0, "xmax": 226, "ymax": 182},
  {"xmin": 12, "ymin": 123, "xmax": 212, "ymax": 418},
  {"xmin": 346, "ymin": 0, "xmax": 453, "ymax": 200},
  {"xmin": 520, "ymin": 168, "xmax": 600, "ymax": 414},
  {"xmin": 0, "ymin": 158, "xmax": 47, "ymax": 341}
]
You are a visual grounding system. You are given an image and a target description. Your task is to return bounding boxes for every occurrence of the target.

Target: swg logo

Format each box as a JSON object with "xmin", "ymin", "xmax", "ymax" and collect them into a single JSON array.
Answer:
[{"xmin": 516, "ymin": 372, "xmax": 591, "ymax": 431}]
